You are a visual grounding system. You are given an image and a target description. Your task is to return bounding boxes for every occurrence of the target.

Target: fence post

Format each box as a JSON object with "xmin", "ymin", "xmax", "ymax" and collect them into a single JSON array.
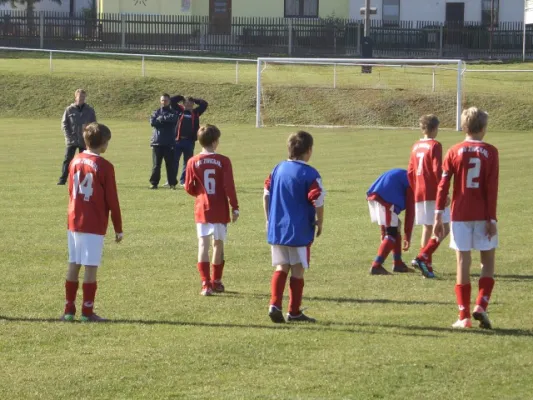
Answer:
[
  {"xmin": 288, "ymin": 19, "xmax": 293, "ymax": 56},
  {"xmin": 141, "ymin": 55, "xmax": 145, "ymax": 77},
  {"xmin": 235, "ymin": 61, "xmax": 239, "ymax": 84},
  {"xmin": 356, "ymin": 22, "xmax": 361, "ymax": 56},
  {"xmin": 333, "ymin": 63, "xmax": 337, "ymax": 89},
  {"xmin": 439, "ymin": 24, "xmax": 444, "ymax": 58},
  {"xmin": 121, "ymin": 14, "xmax": 126, "ymax": 50},
  {"xmin": 39, "ymin": 12, "xmax": 44, "ymax": 49},
  {"xmin": 49, "ymin": 51, "xmax": 53, "ymax": 72},
  {"xmin": 432, "ymin": 68, "xmax": 436, "ymax": 92}
]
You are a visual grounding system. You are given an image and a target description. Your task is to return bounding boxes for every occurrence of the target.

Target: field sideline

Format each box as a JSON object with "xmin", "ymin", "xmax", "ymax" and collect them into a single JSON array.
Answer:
[{"xmin": 1, "ymin": 119, "xmax": 533, "ymax": 399}]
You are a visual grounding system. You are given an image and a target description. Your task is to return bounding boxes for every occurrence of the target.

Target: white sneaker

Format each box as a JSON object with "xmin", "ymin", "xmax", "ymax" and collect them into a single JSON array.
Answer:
[
  {"xmin": 162, "ymin": 182, "xmax": 169, "ymax": 187},
  {"xmin": 200, "ymin": 285, "xmax": 213, "ymax": 296},
  {"xmin": 452, "ymin": 318, "xmax": 472, "ymax": 329},
  {"xmin": 473, "ymin": 306, "xmax": 492, "ymax": 329}
]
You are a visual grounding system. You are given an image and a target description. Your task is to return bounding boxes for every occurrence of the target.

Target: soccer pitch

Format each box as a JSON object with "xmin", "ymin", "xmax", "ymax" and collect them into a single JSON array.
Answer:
[{"xmin": 1, "ymin": 118, "xmax": 533, "ymax": 399}]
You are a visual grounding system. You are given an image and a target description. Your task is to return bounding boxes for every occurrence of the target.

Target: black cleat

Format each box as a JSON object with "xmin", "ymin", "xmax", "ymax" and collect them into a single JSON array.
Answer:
[
  {"xmin": 473, "ymin": 311, "xmax": 492, "ymax": 329},
  {"xmin": 392, "ymin": 262, "xmax": 415, "ymax": 273},
  {"xmin": 287, "ymin": 312, "xmax": 316, "ymax": 323},
  {"xmin": 269, "ymin": 306, "xmax": 285, "ymax": 323},
  {"xmin": 149, "ymin": 185, "xmax": 158, "ymax": 190},
  {"xmin": 370, "ymin": 265, "xmax": 391, "ymax": 275},
  {"xmin": 57, "ymin": 181, "xmax": 66, "ymax": 185}
]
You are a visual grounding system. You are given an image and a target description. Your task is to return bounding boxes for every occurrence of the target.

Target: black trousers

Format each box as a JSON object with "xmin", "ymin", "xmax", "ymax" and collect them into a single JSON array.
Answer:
[
  {"xmin": 59, "ymin": 145, "xmax": 85, "ymax": 183},
  {"xmin": 150, "ymin": 145, "xmax": 177, "ymax": 187}
]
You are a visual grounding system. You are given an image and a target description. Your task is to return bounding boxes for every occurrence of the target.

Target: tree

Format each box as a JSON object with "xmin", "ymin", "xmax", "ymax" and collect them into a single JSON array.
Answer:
[{"xmin": 0, "ymin": 1, "xmax": 62, "ymax": 34}]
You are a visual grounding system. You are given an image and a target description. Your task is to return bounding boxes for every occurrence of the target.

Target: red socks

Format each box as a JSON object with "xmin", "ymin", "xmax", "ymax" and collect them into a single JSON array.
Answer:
[
  {"xmin": 372, "ymin": 235, "xmax": 396, "ymax": 267},
  {"xmin": 418, "ymin": 238, "xmax": 441, "ymax": 262},
  {"xmin": 270, "ymin": 270, "xmax": 288, "ymax": 309},
  {"xmin": 64, "ymin": 280, "xmax": 79, "ymax": 315},
  {"xmin": 455, "ymin": 283, "xmax": 472, "ymax": 320},
  {"xmin": 197, "ymin": 262, "xmax": 211, "ymax": 286},
  {"xmin": 212, "ymin": 262, "xmax": 224, "ymax": 283},
  {"xmin": 288, "ymin": 277, "xmax": 304, "ymax": 316},
  {"xmin": 82, "ymin": 282, "xmax": 97, "ymax": 317},
  {"xmin": 393, "ymin": 233, "xmax": 404, "ymax": 266},
  {"xmin": 476, "ymin": 277, "xmax": 495, "ymax": 311}
]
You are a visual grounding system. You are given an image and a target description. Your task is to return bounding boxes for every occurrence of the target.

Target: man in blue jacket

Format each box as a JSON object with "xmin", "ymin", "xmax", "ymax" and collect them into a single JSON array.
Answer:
[{"xmin": 149, "ymin": 94, "xmax": 178, "ymax": 190}]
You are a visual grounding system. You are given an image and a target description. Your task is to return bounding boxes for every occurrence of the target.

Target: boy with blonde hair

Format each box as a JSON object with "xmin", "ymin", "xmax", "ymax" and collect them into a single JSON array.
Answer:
[
  {"xmin": 184, "ymin": 125, "xmax": 239, "ymax": 296},
  {"xmin": 407, "ymin": 115, "xmax": 450, "ymax": 278},
  {"xmin": 264, "ymin": 131, "xmax": 325, "ymax": 323},
  {"xmin": 62, "ymin": 122, "xmax": 123, "ymax": 322},
  {"xmin": 434, "ymin": 107, "xmax": 499, "ymax": 329}
]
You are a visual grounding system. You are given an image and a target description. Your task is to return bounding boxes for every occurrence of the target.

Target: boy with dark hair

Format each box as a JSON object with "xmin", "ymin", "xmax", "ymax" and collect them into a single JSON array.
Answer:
[
  {"xmin": 169, "ymin": 94, "xmax": 208, "ymax": 186},
  {"xmin": 367, "ymin": 168, "xmax": 415, "ymax": 275},
  {"xmin": 184, "ymin": 124, "xmax": 239, "ymax": 296},
  {"xmin": 407, "ymin": 114, "xmax": 450, "ymax": 278},
  {"xmin": 149, "ymin": 94, "xmax": 178, "ymax": 190},
  {"xmin": 264, "ymin": 131, "xmax": 325, "ymax": 323},
  {"xmin": 62, "ymin": 122, "xmax": 123, "ymax": 322},
  {"xmin": 434, "ymin": 107, "xmax": 499, "ymax": 329}
]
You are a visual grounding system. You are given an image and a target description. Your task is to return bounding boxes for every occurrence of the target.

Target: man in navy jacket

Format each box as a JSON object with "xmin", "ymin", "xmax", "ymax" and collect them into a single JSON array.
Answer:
[
  {"xmin": 169, "ymin": 95, "xmax": 208, "ymax": 186},
  {"xmin": 149, "ymin": 94, "xmax": 178, "ymax": 189}
]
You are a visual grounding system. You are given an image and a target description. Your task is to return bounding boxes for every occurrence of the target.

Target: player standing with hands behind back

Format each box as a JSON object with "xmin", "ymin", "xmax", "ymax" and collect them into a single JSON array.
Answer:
[
  {"xmin": 184, "ymin": 125, "xmax": 239, "ymax": 296},
  {"xmin": 62, "ymin": 123, "xmax": 123, "ymax": 322},
  {"xmin": 434, "ymin": 107, "xmax": 499, "ymax": 329},
  {"xmin": 264, "ymin": 131, "xmax": 325, "ymax": 323}
]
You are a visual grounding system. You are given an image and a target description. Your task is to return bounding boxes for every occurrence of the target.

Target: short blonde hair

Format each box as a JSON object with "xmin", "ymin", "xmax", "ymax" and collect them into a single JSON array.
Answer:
[
  {"xmin": 75, "ymin": 89, "xmax": 86, "ymax": 97},
  {"xmin": 419, "ymin": 114, "xmax": 439, "ymax": 133},
  {"xmin": 461, "ymin": 107, "xmax": 488, "ymax": 134}
]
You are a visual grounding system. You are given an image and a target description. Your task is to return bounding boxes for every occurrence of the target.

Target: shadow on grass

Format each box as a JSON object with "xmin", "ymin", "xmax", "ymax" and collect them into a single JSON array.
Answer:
[
  {"xmin": 0, "ymin": 315, "xmax": 438, "ymax": 338},
  {"xmin": 472, "ymin": 274, "xmax": 533, "ymax": 281},
  {"xmin": 223, "ymin": 291, "xmax": 452, "ymax": 306}
]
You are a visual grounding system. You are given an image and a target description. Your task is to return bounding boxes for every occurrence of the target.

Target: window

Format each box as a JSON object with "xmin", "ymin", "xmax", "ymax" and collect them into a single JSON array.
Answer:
[
  {"xmin": 481, "ymin": 0, "xmax": 499, "ymax": 27},
  {"xmin": 285, "ymin": 0, "xmax": 319, "ymax": 18},
  {"xmin": 382, "ymin": 0, "xmax": 400, "ymax": 26}
]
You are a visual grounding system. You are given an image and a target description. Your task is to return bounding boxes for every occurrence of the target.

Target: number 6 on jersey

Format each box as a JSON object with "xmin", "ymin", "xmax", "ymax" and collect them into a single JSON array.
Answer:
[{"xmin": 204, "ymin": 169, "xmax": 216, "ymax": 195}]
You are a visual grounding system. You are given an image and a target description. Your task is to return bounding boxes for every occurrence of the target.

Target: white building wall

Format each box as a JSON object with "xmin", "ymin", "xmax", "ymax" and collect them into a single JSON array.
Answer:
[
  {"xmin": 349, "ymin": 0, "xmax": 523, "ymax": 23},
  {"xmin": 0, "ymin": 0, "xmax": 93, "ymax": 13}
]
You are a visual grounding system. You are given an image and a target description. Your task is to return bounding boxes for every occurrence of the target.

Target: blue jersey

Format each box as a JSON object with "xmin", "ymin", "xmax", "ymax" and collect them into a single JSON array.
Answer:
[
  {"xmin": 265, "ymin": 160, "xmax": 325, "ymax": 247},
  {"xmin": 367, "ymin": 168, "xmax": 410, "ymax": 215}
]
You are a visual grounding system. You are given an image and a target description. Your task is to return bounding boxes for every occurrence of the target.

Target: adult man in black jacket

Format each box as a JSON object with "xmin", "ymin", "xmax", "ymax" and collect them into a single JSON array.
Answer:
[
  {"xmin": 169, "ymin": 95, "xmax": 208, "ymax": 186},
  {"xmin": 149, "ymin": 94, "xmax": 179, "ymax": 189}
]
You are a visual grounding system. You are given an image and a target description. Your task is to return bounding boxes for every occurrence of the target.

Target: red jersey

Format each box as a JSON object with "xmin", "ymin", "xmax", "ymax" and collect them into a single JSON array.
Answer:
[
  {"xmin": 436, "ymin": 140, "xmax": 499, "ymax": 222},
  {"xmin": 68, "ymin": 152, "xmax": 122, "ymax": 235},
  {"xmin": 407, "ymin": 138, "xmax": 442, "ymax": 202},
  {"xmin": 185, "ymin": 152, "xmax": 239, "ymax": 224}
]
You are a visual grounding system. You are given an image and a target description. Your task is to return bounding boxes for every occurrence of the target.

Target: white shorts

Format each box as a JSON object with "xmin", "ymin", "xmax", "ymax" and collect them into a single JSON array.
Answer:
[
  {"xmin": 271, "ymin": 245, "xmax": 310, "ymax": 269},
  {"xmin": 415, "ymin": 201, "xmax": 451, "ymax": 225},
  {"xmin": 368, "ymin": 200, "xmax": 399, "ymax": 227},
  {"xmin": 67, "ymin": 231, "xmax": 105, "ymax": 266},
  {"xmin": 450, "ymin": 221, "xmax": 499, "ymax": 251},
  {"xmin": 196, "ymin": 223, "xmax": 227, "ymax": 241}
]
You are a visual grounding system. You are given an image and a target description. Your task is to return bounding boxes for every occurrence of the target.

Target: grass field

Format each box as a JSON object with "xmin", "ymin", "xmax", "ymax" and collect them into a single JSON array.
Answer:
[{"xmin": 1, "ymin": 117, "xmax": 533, "ymax": 399}]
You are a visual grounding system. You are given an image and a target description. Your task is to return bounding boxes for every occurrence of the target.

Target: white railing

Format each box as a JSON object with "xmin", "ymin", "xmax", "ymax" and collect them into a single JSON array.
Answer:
[{"xmin": 0, "ymin": 46, "xmax": 256, "ymax": 84}]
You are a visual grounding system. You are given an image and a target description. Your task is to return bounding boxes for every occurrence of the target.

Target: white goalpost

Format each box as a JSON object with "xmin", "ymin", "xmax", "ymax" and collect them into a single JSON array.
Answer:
[{"xmin": 256, "ymin": 58, "xmax": 465, "ymax": 131}]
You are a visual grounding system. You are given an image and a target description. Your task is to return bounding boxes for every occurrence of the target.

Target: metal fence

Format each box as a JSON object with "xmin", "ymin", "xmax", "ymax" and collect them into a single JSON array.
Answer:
[{"xmin": 0, "ymin": 11, "xmax": 532, "ymax": 59}]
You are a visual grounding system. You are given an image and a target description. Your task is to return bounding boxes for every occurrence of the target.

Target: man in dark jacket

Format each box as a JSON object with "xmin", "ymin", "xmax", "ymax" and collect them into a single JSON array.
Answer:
[
  {"xmin": 150, "ymin": 94, "xmax": 179, "ymax": 189},
  {"xmin": 58, "ymin": 89, "xmax": 97, "ymax": 185},
  {"xmin": 169, "ymin": 95, "xmax": 208, "ymax": 186}
]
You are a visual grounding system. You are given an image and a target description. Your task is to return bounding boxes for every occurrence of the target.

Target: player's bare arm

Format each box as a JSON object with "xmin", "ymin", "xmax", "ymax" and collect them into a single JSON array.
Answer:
[{"xmin": 315, "ymin": 206, "xmax": 324, "ymax": 237}]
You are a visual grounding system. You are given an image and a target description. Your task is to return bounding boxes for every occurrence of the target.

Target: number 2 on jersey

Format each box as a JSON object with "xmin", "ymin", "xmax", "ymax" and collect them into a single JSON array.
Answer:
[
  {"xmin": 73, "ymin": 171, "xmax": 94, "ymax": 201},
  {"xmin": 466, "ymin": 157, "xmax": 481, "ymax": 189},
  {"xmin": 416, "ymin": 152, "xmax": 424, "ymax": 176},
  {"xmin": 204, "ymin": 169, "xmax": 216, "ymax": 195}
]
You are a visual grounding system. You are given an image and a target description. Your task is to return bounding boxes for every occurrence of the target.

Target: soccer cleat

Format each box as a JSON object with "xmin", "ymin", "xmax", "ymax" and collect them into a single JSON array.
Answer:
[
  {"xmin": 287, "ymin": 312, "xmax": 316, "ymax": 323},
  {"xmin": 413, "ymin": 258, "xmax": 432, "ymax": 278},
  {"xmin": 268, "ymin": 305, "xmax": 285, "ymax": 323},
  {"xmin": 370, "ymin": 265, "xmax": 391, "ymax": 275},
  {"xmin": 162, "ymin": 182, "xmax": 169, "ymax": 187},
  {"xmin": 200, "ymin": 285, "xmax": 213, "ymax": 296},
  {"xmin": 60, "ymin": 313, "xmax": 75, "ymax": 322},
  {"xmin": 392, "ymin": 263, "xmax": 415, "ymax": 273},
  {"xmin": 473, "ymin": 307, "xmax": 492, "ymax": 329},
  {"xmin": 212, "ymin": 281, "xmax": 225, "ymax": 293},
  {"xmin": 451, "ymin": 318, "xmax": 472, "ymax": 329},
  {"xmin": 80, "ymin": 314, "xmax": 107, "ymax": 323}
]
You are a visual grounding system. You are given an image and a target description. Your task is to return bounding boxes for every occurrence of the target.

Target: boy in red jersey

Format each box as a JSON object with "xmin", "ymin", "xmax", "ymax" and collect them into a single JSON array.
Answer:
[
  {"xmin": 184, "ymin": 125, "xmax": 239, "ymax": 296},
  {"xmin": 407, "ymin": 115, "xmax": 450, "ymax": 278},
  {"xmin": 434, "ymin": 107, "xmax": 498, "ymax": 329},
  {"xmin": 62, "ymin": 123, "xmax": 123, "ymax": 322}
]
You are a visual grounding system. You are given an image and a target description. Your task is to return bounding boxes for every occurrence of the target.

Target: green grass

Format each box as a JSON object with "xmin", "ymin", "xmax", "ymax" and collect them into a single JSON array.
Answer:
[
  {"xmin": 1, "ymin": 52, "xmax": 533, "ymax": 129},
  {"xmin": 1, "ymin": 118, "xmax": 533, "ymax": 399}
]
